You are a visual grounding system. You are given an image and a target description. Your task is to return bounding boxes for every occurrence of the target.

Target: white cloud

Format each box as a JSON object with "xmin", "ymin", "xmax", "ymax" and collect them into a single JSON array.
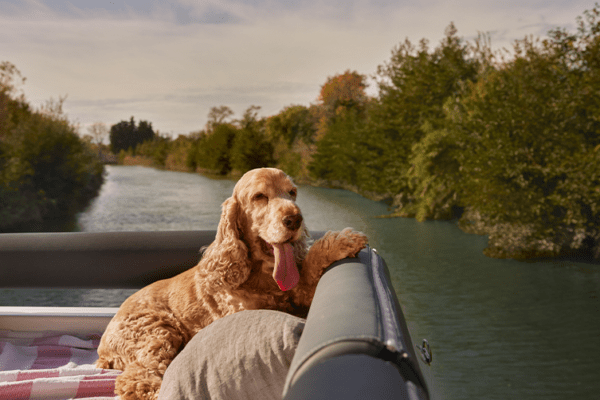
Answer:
[{"xmin": 0, "ymin": 0, "xmax": 593, "ymax": 134}]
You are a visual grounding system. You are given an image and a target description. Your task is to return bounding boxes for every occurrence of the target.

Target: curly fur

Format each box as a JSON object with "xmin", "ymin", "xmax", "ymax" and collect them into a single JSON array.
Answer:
[{"xmin": 96, "ymin": 167, "xmax": 368, "ymax": 400}]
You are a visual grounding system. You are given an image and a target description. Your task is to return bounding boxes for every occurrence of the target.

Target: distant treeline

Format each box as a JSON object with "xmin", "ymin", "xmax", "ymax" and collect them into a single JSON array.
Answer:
[
  {"xmin": 0, "ymin": 62, "xmax": 104, "ymax": 232},
  {"xmin": 118, "ymin": 6, "xmax": 600, "ymax": 260}
]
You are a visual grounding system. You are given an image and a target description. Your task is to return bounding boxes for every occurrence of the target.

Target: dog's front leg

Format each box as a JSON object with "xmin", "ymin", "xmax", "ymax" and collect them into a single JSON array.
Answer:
[{"xmin": 304, "ymin": 228, "xmax": 368, "ymax": 277}]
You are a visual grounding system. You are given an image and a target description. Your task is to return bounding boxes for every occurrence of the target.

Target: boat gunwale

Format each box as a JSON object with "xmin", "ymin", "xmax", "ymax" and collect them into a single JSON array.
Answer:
[{"xmin": 0, "ymin": 306, "xmax": 118, "ymax": 333}]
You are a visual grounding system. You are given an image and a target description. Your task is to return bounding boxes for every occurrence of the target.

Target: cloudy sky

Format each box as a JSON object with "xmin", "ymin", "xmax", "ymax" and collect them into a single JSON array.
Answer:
[{"xmin": 0, "ymin": 0, "xmax": 593, "ymax": 136}]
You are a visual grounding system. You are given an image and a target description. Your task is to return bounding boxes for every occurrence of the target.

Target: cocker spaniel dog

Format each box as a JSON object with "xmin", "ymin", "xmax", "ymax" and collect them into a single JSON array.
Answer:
[{"xmin": 96, "ymin": 167, "xmax": 368, "ymax": 400}]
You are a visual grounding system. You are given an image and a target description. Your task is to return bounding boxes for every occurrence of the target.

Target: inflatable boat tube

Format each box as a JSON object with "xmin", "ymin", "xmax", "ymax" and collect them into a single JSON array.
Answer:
[{"xmin": 0, "ymin": 231, "xmax": 429, "ymax": 399}]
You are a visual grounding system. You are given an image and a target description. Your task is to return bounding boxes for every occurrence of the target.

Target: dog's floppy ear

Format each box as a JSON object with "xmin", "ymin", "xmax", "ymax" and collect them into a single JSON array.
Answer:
[
  {"xmin": 198, "ymin": 197, "xmax": 251, "ymax": 292},
  {"xmin": 215, "ymin": 197, "xmax": 243, "ymax": 245}
]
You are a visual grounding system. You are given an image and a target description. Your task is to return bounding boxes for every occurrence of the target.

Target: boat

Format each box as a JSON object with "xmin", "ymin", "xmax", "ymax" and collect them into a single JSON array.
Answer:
[{"xmin": 0, "ymin": 231, "xmax": 430, "ymax": 399}]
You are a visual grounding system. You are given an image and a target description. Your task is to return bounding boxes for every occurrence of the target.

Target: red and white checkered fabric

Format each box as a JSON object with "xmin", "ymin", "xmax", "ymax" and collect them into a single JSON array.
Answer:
[{"xmin": 0, "ymin": 330, "xmax": 120, "ymax": 399}]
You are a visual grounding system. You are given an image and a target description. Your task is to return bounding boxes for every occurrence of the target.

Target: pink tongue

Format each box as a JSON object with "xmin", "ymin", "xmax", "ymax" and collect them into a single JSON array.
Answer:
[{"xmin": 271, "ymin": 243, "xmax": 299, "ymax": 291}]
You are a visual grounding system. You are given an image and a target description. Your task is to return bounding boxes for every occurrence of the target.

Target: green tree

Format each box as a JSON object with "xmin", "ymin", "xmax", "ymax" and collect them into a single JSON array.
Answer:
[
  {"xmin": 265, "ymin": 105, "xmax": 317, "ymax": 178},
  {"xmin": 400, "ymin": 115, "xmax": 463, "ymax": 221},
  {"xmin": 439, "ymin": 5, "xmax": 600, "ymax": 258},
  {"xmin": 164, "ymin": 135, "xmax": 194, "ymax": 171},
  {"xmin": 309, "ymin": 107, "xmax": 365, "ymax": 185},
  {"xmin": 360, "ymin": 23, "xmax": 483, "ymax": 196},
  {"xmin": 308, "ymin": 71, "xmax": 369, "ymax": 185},
  {"xmin": 0, "ymin": 62, "xmax": 104, "ymax": 231},
  {"xmin": 134, "ymin": 134, "xmax": 171, "ymax": 167},
  {"xmin": 231, "ymin": 106, "xmax": 274, "ymax": 172},
  {"xmin": 0, "ymin": 62, "xmax": 30, "ymax": 139},
  {"xmin": 109, "ymin": 117, "xmax": 156, "ymax": 153},
  {"xmin": 266, "ymin": 105, "xmax": 315, "ymax": 147},
  {"xmin": 193, "ymin": 123, "xmax": 237, "ymax": 175},
  {"xmin": 137, "ymin": 120, "xmax": 155, "ymax": 144}
]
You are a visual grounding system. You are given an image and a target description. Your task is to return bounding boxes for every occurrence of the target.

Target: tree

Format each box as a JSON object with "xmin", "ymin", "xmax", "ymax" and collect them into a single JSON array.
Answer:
[
  {"xmin": 87, "ymin": 122, "xmax": 109, "ymax": 145},
  {"xmin": 110, "ymin": 117, "xmax": 136, "ymax": 153},
  {"xmin": 206, "ymin": 105, "xmax": 234, "ymax": 132},
  {"xmin": 308, "ymin": 71, "xmax": 369, "ymax": 184},
  {"xmin": 356, "ymin": 23, "xmax": 484, "ymax": 197},
  {"xmin": 264, "ymin": 105, "xmax": 317, "ymax": 178},
  {"xmin": 137, "ymin": 120, "xmax": 155, "ymax": 144},
  {"xmin": 315, "ymin": 70, "xmax": 368, "ymax": 141},
  {"xmin": 0, "ymin": 61, "xmax": 104, "ymax": 231},
  {"xmin": 266, "ymin": 105, "xmax": 316, "ymax": 147},
  {"xmin": 0, "ymin": 62, "xmax": 30, "ymax": 139},
  {"xmin": 0, "ymin": 61, "xmax": 26, "ymax": 98},
  {"xmin": 192, "ymin": 123, "xmax": 237, "ymax": 175},
  {"xmin": 399, "ymin": 115, "xmax": 464, "ymax": 221},
  {"xmin": 309, "ymin": 106, "xmax": 365, "ymax": 185},
  {"xmin": 318, "ymin": 70, "xmax": 368, "ymax": 114},
  {"xmin": 109, "ymin": 117, "xmax": 156, "ymax": 153},
  {"xmin": 436, "ymin": 6, "xmax": 600, "ymax": 258},
  {"xmin": 231, "ymin": 106, "xmax": 274, "ymax": 172},
  {"xmin": 453, "ymin": 33, "xmax": 597, "ymax": 225}
]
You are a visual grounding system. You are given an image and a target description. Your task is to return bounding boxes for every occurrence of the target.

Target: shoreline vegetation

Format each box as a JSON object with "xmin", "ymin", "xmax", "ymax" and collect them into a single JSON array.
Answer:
[
  {"xmin": 2, "ymin": 6, "xmax": 599, "ymax": 262},
  {"xmin": 0, "ymin": 63, "xmax": 104, "ymax": 233}
]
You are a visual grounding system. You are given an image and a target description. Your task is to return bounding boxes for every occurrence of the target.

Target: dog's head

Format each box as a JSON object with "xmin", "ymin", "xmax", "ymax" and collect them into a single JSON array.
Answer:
[
  {"xmin": 207, "ymin": 168, "xmax": 307, "ymax": 292},
  {"xmin": 233, "ymin": 167, "xmax": 304, "ymax": 245}
]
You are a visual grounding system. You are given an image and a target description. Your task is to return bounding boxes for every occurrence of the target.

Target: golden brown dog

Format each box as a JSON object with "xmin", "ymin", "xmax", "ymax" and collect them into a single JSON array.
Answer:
[{"xmin": 96, "ymin": 167, "xmax": 368, "ymax": 400}]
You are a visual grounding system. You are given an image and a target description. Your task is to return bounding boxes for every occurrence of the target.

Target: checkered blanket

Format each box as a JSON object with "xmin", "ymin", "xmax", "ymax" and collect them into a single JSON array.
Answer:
[{"xmin": 0, "ymin": 330, "xmax": 120, "ymax": 400}]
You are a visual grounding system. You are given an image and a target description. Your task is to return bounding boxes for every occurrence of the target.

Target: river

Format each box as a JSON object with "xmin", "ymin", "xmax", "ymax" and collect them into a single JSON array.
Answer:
[{"xmin": 2, "ymin": 165, "xmax": 599, "ymax": 400}]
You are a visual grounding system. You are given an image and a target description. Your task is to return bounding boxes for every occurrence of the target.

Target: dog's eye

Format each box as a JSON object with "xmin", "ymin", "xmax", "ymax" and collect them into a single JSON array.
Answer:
[
  {"xmin": 289, "ymin": 189, "xmax": 297, "ymax": 197},
  {"xmin": 253, "ymin": 193, "xmax": 267, "ymax": 201}
]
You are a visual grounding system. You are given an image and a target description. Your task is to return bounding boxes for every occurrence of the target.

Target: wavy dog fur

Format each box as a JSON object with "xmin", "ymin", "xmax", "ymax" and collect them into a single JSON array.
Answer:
[{"xmin": 96, "ymin": 167, "xmax": 368, "ymax": 400}]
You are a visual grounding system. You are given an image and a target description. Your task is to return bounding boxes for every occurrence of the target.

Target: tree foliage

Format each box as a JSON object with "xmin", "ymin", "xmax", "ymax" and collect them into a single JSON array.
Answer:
[
  {"xmin": 0, "ymin": 62, "xmax": 104, "ymax": 232},
  {"xmin": 206, "ymin": 105, "xmax": 234, "ymax": 132},
  {"xmin": 359, "ymin": 23, "xmax": 483, "ymax": 196},
  {"xmin": 186, "ymin": 106, "xmax": 274, "ymax": 175},
  {"xmin": 110, "ymin": 117, "xmax": 156, "ymax": 154},
  {"xmin": 442, "ymin": 9, "xmax": 600, "ymax": 258},
  {"xmin": 264, "ymin": 104, "xmax": 317, "ymax": 179},
  {"xmin": 309, "ymin": 106, "xmax": 365, "ymax": 186},
  {"xmin": 266, "ymin": 105, "xmax": 315, "ymax": 147},
  {"xmin": 190, "ymin": 123, "xmax": 237, "ymax": 175},
  {"xmin": 231, "ymin": 106, "xmax": 274, "ymax": 172},
  {"xmin": 308, "ymin": 71, "xmax": 369, "ymax": 186},
  {"xmin": 318, "ymin": 71, "xmax": 368, "ymax": 119}
]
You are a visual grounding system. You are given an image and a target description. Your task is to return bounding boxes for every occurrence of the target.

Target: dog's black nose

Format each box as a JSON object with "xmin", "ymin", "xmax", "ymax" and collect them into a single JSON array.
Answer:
[{"xmin": 283, "ymin": 214, "xmax": 303, "ymax": 231}]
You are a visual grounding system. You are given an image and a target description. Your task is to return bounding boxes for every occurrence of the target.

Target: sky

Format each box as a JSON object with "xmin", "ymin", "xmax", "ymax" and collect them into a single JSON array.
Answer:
[{"xmin": 0, "ymin": 0, "xmax": 594, "ymax": 137}]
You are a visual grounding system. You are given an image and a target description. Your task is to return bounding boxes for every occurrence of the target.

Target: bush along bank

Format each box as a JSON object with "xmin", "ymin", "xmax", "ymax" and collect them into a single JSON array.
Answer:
[{"xmin": 0, "ymin": 63, "xmax": 104, "ymax": 232}]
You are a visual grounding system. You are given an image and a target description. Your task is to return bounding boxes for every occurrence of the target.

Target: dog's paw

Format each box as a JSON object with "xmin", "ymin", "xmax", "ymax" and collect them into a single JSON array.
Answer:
[
  {"xmin": 116, "ymin": 365, "xmax": 162, "ymax": 400},
  {"xmin": 324, "ymin": 227, "xmax": 368, "ymax": 260}
]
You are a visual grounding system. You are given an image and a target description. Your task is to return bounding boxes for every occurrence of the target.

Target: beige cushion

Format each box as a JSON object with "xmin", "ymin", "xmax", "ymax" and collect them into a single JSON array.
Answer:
[{"xmin": 158, "ymin": 310, "xmax": 305, "ymax": 400}]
